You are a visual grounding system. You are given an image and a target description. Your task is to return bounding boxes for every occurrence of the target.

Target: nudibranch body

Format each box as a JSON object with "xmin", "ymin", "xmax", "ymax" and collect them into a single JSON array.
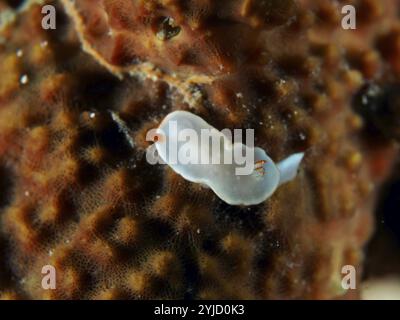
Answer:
[{"xmin": 148, "ymin": 111, "xmax": 304, "ymax": 206}]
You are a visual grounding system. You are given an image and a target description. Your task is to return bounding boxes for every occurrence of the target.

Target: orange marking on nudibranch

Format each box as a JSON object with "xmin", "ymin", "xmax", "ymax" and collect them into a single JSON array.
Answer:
[
  {"xmin": 153, "ymin": 133, "xmax": 164, "ymax": 143},
  {"xmin": 255, "ymin": 160, "xmax": 267, "ymax": 166},
  {"xmin": 254, "ymin": 160, "xmax": 267, "ymax": 176}
]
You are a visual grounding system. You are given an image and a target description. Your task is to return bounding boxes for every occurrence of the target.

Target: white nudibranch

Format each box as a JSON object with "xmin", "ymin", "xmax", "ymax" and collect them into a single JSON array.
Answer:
[{"xmin": 147, "ymin": 111, "xmax": 304, "ymax": 206}]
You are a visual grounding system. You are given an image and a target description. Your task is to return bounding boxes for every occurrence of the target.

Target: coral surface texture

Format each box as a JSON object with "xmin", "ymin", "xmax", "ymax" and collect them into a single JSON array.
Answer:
[{"xmin": 0, "ymin": 0, "xmax": 399, "ymax": 299}]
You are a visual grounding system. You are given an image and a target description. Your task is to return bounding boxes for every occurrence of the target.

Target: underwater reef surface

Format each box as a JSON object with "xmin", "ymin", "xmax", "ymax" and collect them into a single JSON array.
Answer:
[{"xmin": 0, "ymin": 0, "xmax": 399, "ymax": 299}]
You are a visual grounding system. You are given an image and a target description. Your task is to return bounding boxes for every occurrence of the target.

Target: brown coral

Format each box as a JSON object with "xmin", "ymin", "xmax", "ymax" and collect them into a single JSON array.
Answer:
[
  {"xmin": 61, "ymin": 0, "xmax": 296, "ymax": 76},
  {"xmin": 0, "ymin": 0, "xmax": 399, "ymax": 300}
]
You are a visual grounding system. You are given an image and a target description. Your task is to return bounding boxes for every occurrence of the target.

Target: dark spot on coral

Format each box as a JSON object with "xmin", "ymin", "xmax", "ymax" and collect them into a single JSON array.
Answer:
[
  {"xmin": 201, "ymin": 236, "xmax": 219, "ymax": 255},
  {"xmin": 252, "ymin": 229, "xmax": 288, "ymax": 296},
  {"xmin": 74, "ymin": 72, "xmax": 120, "ymax": 111},
  {"xmin": 256, "ymin": 230, "xmax": 286, "ymax": 266},
  {"xmin": 179, "ymin": 49, "xmax": 201, "ymax": 66},
  {"xmin": 278, "ymin": 54, "xmax": 311, "ymax": 76},
  {"xmin": 353, "ymin": 83, "xmax": 400, "ymax": 140},
  {"xmin": 83, "ymin": 74, "xmax": 119, "ymax": 99},
  {"xmin": 254, "ymin": 0, "xmax": 297, "ymax": 26},
  {"xmin": 4, "ymin": 0, "xmax": 24, "ymax": 9},
  {"xmin": 246, "ymin": 74, "xmax": 275, "ymax": 103},
  {"xmin": 364, "ymin": 170, "xmax": 400, "ymax": 279},
  {"xmin": 377, "ymin": 178, "xmax": 400, "ymax": 244},
  {"xmin": 98, "ymin": 115, "xmax": 134, "ymax": 159},
  {"xmin": 181, "ymin": 249, "xmax": 200, "ymax": 300},
  {"xmin": 213, "ymin": 201, "xmax": 265, "ymax": 235},
  {"xmin": 0, "ymin": 235, "xmax": 14, "ymax": 289},
  {"xmin": 0, "ymin": 166, "xmax": 13, "ymax": 210}
]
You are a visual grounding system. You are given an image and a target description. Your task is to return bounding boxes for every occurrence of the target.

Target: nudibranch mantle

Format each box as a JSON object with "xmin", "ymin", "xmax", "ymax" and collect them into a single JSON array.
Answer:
[{"xmin": 150, "ymin": 111, "xmax": 304, "ymax": 206}]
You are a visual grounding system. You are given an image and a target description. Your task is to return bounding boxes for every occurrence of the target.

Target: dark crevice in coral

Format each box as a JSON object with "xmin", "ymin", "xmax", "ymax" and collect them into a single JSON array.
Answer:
[
  {"xmin": 166, "ymin": 232, "xmax": 201, "ymax": 299},
  {"xmin": 0, "ymin": 165, "xmax": 13, "ymax": 210},
  {"xmin": 253, "ymin": 229, "xmax": 286, "ymax": 297},
  {"xmin": 132, "ymin": 160, "xmax": 164, "ymax": 199},
  {"xmin": 112, "ymin": 80, "xmax": 170, "ymax": 129},
  {"xmin": 98, "ymin": 118, "xmax": 135, "ymax": 160},
  {"xmin": 181, "ymin": 247, "xmax": 200, "ymax": 300},
  {"xmin": 378, "ymin": 178, "xmax": 400, "ymax": 244},
  {"xmin": 80, "ymin": 164, "xmax": 104, "ymax": 190},
  {"xmin": 81, "ymin": 74, "xmax": 120, "ymax": 101},
  {"xmin": 213, "ymin": 201, "xmax": 265, "ymax": 235},
  {"xmin": 201, "ymin": 236, "xmax": 219, "ymax": 256},
  {"xmin": 4, "ymin": 0, "xmax": 25, "ymax": 9},
  {"xmin": 146, "ymin": 219, "xmax": 175, "ymax": 247},
  {"xmin": 53, "ymin": 43, "xmax": 83, "ymax": 72},
  {"xmin": 365, "ymin": 165, "xmax": 400, "ymax": 279},
  {"xmin": 0, "ymin": 236, "xmax": 13, "ymax": 289},
  {"xmin": 353, "ymin": 82, "xmax": 400, "ymax": 141},
  {"xmin": 46, "ymin": 2, "xmax": 71, "ymax": 42},
  {"xmin": 277, "ymin": 55, "xmax": 311, "ymax": 77},
  {"xmin": 72, "ymin": 72, "xmax": 121, "ymax": 112}
]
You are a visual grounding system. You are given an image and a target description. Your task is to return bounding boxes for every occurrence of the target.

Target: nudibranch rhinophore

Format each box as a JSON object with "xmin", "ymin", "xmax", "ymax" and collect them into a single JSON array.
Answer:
[{"xmin": 147, "ymin": 111, "xmax": 304, "ymax": 206}]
